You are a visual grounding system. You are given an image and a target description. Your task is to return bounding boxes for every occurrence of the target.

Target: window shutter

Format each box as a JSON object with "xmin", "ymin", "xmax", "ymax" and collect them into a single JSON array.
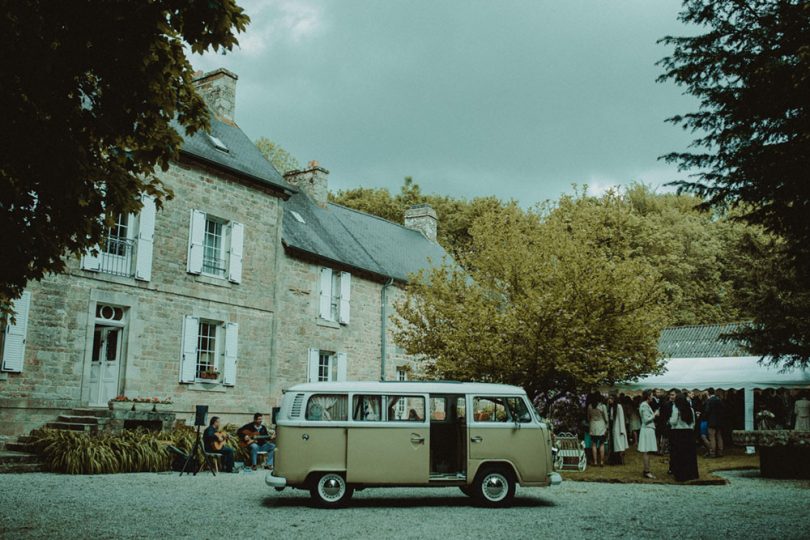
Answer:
[
  {"xmin": 180, "ymin": 315, "xmax": 199, "ymax": 383},
  {"xmin": 318, "ymin": 268, "xmax": 333, "ymax": 320},
  {"xmin": 223, "ymin": 322, "xmax": 238, "ymax": 386},
  {"xmin": 81, "ymin": 247, "xmax": 102, "ymax": 272},
  {"xmin": 227, "ymin": 222, "xmax": 244, "ymax": 284},
  {"xmin": 336, "ymin": 352, "xmax": 348, "ymax": 382},
  {"xmin": 187, "ymin": 210, "xmax": 205, "ymax": 274},
  {"xmin": 307, "ymin": 348, "xmax": 320, "ymax": 383},
  {"xmin": 134, "ymin": 194, "xmax": 157, "ymax": 281},
  {"xmin": 2, "ymin": 291, "xmax": 31, "ymax": 373},
  {"xmin": 338, "ymin": 272, "xmax": 351, "ymax": 324}
]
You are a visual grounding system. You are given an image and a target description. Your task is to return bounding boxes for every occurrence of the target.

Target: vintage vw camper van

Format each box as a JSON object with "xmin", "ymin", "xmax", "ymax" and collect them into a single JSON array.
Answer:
[{"xmin": 266, "ymin": 381, "xmax": 561, "ymax": 507}]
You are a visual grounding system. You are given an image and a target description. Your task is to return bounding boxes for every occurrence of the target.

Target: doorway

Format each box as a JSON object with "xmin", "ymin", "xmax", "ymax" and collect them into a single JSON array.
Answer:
[
  {"xmin": 87, "ymin": 304, "xmax": 127, "ymax": 406},
  {"xmin": 429, "ymin": 394, "xmax": 467, "ymax": 480}
]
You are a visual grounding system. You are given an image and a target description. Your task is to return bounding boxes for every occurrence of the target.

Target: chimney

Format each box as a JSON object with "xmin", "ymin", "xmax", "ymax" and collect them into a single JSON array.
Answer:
[
  {"xmin": 284, "ymin": 160, "xmax": 329, "ymax": 207},
  {"xmin": 193, "ymin": 68, "xmax": 238, "ymax": 122},
  {"xmin": 404, "ymin": 204, "xmax": 438, "ymax": 242}
]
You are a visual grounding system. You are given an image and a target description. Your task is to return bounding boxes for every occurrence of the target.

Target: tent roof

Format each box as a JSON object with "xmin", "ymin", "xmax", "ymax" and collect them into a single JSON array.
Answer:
[
  {"xmin": 658, "ymin": 323, "xmax": 748, "ymax": 358},
  {"xmin": 618, "ymin": 356, "xmax": 810, "ymax": 390}
]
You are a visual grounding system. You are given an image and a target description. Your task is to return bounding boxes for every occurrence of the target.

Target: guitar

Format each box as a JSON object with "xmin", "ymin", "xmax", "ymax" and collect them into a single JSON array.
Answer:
[
  {"xmin": 210, "ymin": 431, "xmax": 229, "ymax": 452},
  {"xmin": 238, "ymin": 429, "xmax": 276, "ymax": 447}
]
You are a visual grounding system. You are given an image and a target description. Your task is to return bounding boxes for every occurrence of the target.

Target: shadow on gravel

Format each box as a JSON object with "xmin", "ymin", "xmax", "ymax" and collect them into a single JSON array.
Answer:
[{"xmin": 262, "ymin": 495, "xmax": 555, "ymax": 509}]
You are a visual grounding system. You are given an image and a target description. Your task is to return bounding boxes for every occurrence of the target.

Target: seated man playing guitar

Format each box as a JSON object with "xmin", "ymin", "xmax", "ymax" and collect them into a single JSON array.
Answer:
[
  {"xmin": 202, "ymin": 416, "xmax": 235, "ymax": 473},
  {"xmin": 238, "ymin": 412, "xmax": 276, "ymax": 471}
]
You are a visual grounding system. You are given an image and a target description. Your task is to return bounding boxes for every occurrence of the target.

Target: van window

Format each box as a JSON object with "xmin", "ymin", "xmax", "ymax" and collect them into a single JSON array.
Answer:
[
  {"xmin": 472, "ymin": 397, "xmax": 510, "ymax": 422},
  {"xmin": 430, "ymin": 397, "xmax": 447, "ymax": 421},
  {"xmin": 456, "ymin": 396, "xmax": 466, "ymax": 423},
  {"xmin": 305, "ymin": 394, "xmax": 348, "ymax": 421},
  {"xmin": 506, "ymin": 396, "xmax": 533, "ymax": 423},
  {"xmin": 352, "ymin": 395, "xmax": 383, "ymax": 421},
  {"xmin": 386, "ymin": 396, "xmax": 425, "ymax": 422}
]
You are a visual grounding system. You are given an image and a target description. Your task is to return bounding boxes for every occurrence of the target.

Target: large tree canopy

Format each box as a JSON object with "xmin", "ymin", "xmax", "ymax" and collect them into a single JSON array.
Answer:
[
  {"xmin": 393, "ymin": 193, "xmax": 671, "ymax": 402},
  {"xmin": 0, "ymin": 0, "xmax": 249, "ymax": 310},
  {"xmin": 659, "ymin": 0, "xmax": 810, "ymax": 366}
]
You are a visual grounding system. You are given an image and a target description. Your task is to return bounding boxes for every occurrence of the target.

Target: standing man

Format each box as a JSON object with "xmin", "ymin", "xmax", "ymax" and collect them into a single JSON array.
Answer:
[
  {"xmin": 658, "ymin": 389, "xmax": 676, "ymax": 456},
  {"xmin": 203, "ymin": 416, "xmax": 235, "ymax": 473},
  {"xmin": 239, "ymin": 413, "xmax": 276, "ymax": 471},
  {"xmin": 704, "ymin": 388, "xmax": 725, "ymax": 458}
]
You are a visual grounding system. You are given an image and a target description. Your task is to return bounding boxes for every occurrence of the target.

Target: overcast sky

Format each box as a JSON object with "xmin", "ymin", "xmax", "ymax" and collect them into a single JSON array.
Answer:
[{"xmin": 192, "ymin": 0, "xmax": 696, "ymax": 205}]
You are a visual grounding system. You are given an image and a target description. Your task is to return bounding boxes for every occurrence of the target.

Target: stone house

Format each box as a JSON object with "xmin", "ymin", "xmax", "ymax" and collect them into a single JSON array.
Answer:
[{"xmin": 0, "ymin": 68, "xmax": 447, "ymax": 437}]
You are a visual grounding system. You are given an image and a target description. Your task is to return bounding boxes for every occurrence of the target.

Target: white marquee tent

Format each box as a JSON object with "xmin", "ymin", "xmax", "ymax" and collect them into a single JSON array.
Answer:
[{"xmin": 615, "ymin": 325, "xmax": 810, "ymax": 452}]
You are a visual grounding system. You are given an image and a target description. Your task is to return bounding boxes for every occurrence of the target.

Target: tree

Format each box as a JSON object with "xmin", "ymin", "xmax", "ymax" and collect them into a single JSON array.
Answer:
[
  {"xmin": 330, "ymin": 177, "xmax": 506, "ymax": 258},
  {"xmin": 0, "ymin": 0, "xmax": 249, "ymax": 312},
  {"xmin": 255, "ymin": 137, "xmax": 300, "ymax": 175},
  {"xmin": 659, "ymin": 0, "xmax": 810, "ymax": 365},
  {"xmin": 393, "ymin": 194, "xmax": 670, "ymax": 404}
]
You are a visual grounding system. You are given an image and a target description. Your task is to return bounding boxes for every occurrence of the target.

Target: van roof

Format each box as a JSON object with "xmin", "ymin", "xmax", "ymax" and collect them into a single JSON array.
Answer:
[{"xmin": 285, "ymin": 381, "xmax": 528, "ymax": 395}]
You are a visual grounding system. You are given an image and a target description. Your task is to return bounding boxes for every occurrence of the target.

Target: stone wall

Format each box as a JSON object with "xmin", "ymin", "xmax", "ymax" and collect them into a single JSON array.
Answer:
[{"xmin": 0, "ymin": 156, "xmax": 285, "ymax": 436}]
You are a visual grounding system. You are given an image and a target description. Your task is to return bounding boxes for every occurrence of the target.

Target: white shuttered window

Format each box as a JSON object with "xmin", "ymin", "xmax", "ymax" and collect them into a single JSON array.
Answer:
[{"xmin": 1, "ymin": 291, "xmax": 31, "ymax": 373}]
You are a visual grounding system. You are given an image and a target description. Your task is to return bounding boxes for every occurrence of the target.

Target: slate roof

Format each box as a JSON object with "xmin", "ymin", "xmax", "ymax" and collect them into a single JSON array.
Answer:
[
  {"xmin": 658, "ymin": 323, "xmax": 749, "ymax": 358},
  {"xmin": 282, "ymin": 192, "xmax": 450, "ymax": 282},
  {"xmin": 174, "ymin": 117, "xmax": 295, "ymax": 195}
]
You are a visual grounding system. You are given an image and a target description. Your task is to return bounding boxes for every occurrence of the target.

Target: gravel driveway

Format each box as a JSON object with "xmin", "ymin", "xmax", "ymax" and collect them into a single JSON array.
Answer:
[{"xmin": 1, "ymin": 469, "xmax": 808, "ymax": 539}]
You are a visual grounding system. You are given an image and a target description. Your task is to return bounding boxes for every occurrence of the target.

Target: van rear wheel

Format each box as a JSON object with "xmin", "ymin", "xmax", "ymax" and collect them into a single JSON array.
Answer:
[
  {"xmin": 473, "ymin": 466, "xmax": 516, "ymax": 507},
  {"xmin": 310, "ymin": 473, "xmax": 353, "ymax": 508}
]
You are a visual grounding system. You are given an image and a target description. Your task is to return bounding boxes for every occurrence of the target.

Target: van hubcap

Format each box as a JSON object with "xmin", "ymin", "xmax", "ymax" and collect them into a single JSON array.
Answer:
[
  {"xmin": 482, "ymin": 473, "xmax": 508, "ymax": 501},
  {"xmin": 318, "ymin": 474, "xmax": 345, "ymax": 501}
]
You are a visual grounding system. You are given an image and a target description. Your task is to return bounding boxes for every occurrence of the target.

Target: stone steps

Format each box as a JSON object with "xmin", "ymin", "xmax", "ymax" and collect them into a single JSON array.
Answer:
[
  {"xmin": 57, "ymin": 415, "xmax": 101, "ymax": 424},
  {"xmin": 71, "ymin": 408, "xmax": 112, "ymax": 418},
  {"xmin": 0, "ymin": 450, "xmax": 42, "ymax": 474},
  {"xmin": 45, "ymin": 422, "xmax": 99, "ymax": 433},
  {"xmin": 5, "ymin": 440, "xmax": 36, "ymax": 453}
]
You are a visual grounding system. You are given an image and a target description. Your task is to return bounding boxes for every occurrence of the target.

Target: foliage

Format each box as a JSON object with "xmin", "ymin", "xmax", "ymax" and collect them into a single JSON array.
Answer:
[
  {"xmin": 659, "ymin": 0, "xmax": 810, "ymax": 365},
  {"xmin": 255, "ymin": 137, "xmax": 301, "ymax": 175},
  {"xmin": 393, "ymin": 193, "xmax": 671, "ymax": 403},
  {"xmin": 29, "ymin": 425, "xmax": 243, "ymax": 475},
  {"xmin": 0, "ymin": 0, "xmax": 249, "ymax": 313},
  {"xmin": 330, "ymin": 177, "xmax": 506, "ymax": 258}
]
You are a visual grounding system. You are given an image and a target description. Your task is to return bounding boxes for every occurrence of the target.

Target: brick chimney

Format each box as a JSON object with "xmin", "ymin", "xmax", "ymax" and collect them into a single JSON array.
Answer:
[
  {"xmin": 404, "ymin": 204, "xmax": 438, "ymax": 242},
  {"xmin": 193, "ymin": 68, "xmax": 238, "ymax": 122},
  {"xmin": 284, "ymin": 161, "xmax": 329, "ymax": 207}
]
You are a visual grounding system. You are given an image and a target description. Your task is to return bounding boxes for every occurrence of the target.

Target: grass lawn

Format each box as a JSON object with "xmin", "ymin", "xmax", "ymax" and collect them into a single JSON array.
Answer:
[{"xmin": 561, "ymin": 446, "xmax": 758, "ymax": 485}]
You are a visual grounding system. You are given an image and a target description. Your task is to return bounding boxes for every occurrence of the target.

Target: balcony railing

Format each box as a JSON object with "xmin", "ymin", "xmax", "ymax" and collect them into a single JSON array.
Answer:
[{"xmin": 100, "ymin": 238, "xmax": 136, "ymax": 277}]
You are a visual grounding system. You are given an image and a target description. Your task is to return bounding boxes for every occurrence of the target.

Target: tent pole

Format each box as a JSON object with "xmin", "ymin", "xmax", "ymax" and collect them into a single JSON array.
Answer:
[{"xmin": 744, "ymin": 387, "xmax": 755, "ymax": 454}]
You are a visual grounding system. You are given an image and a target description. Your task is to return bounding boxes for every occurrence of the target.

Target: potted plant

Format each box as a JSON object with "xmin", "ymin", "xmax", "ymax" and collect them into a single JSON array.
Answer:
[
  {"xmin": 152, "ymin": 397, "xmax": 174, "ymax": 412},
  {"xmin": 198, "ymin": 369, "xmax": 220, "ymax": 383},
  {"xmin": 109, "ymin": 395, "xmax": 134, "ymax": 411}
]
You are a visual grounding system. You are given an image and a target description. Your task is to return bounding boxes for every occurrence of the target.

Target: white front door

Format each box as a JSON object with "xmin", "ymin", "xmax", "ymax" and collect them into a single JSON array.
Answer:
[{"xmin": 89, "ymin": 326, "xmax": 122, "ymax": 406}]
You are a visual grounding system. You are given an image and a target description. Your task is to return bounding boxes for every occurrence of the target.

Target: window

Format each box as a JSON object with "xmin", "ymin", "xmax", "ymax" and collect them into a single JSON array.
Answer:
[
  {"xmin": 318, "ymin": 352, "xmax": 336, "ymax": 382},
  {"xmin": 395, "ymin": 369, "xmax": 408, "ymax": 418},
  {"xmin": 99, "ymin": 214, "xmax": 135, "ymax": 276},
  {"xmin": 207, "ymin": 134, "xmax": 229, "ymax": 153},
  {"xmin": 430, "ymin": 396, "xmax": 447, "ymax": 421},
  {"xmin": 506, "ymin": 397, "xmax": 533, "ymax": 423},
  {"xmin": 180, "ymin": 316, "xmax": 238, "ymax": 386},
  {"xmin": 386, "ymin": 396, "xmax": 425, "ymax": 422},
  {"xmin": 1, "ymin": 291, "xmax": 31, "ymax": 373},
  {"xmin": 473, "ymin": 397, "xmax": 510, "ymax": 422},
  {"xmin": 352, "ymin": 395, "xmax": 383, "ymax": 421},
  {"xmin": 306, "ymin": 394, "xmax": 348, "ymax": 421},
  {"xmin": 187, "ymin": 210, "xmax": 244, "ymax": 283},
  {"xmin": 318, "ymin": 268, "xmax": 351, "ymax": 324}
]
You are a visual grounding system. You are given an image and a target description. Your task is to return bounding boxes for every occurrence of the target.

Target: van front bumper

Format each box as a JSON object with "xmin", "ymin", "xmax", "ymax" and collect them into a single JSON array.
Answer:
[
  {"xmin": 547, "ymin": 472, "xmax": 562, "ymax": 486},
  {"xmin": 265, "ymin": 472, "xmax": 287, "ymax": 488}
]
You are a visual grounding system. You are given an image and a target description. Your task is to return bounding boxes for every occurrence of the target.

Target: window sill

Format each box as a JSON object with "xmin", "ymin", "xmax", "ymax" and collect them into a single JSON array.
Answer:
[
  {"xmin": 188, "ymin": 382, "xmax": 227, "ymax": 393},
  {"xmin": 195, "ymin": 274, "xmax": 232, "ymax": 288},
  {"xmin": 316, "ymin": 318, "xmax": 341, "ymax": 329}
]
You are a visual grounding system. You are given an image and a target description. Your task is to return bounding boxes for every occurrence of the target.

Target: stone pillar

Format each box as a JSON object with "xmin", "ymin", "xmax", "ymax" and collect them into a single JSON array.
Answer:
[
  {"xmin": 404, "ymin": 204, "xmax": 438, "ymax": 242},
  {"xmin": 284, "ymin": 161, "xmax": 329, "ymax": 207},
  {"xmin": 193, "ymin": 68, "xmax": 238, "ymax": 122}
]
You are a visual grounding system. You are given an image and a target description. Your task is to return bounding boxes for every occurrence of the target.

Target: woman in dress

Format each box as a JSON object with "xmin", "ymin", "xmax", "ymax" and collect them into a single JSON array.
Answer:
[
  {"xmin": 795, "ymin": 392, "xmax": 810, "ymax": 431},
  {"xmin": 638, "ymin": 389, "xmax": 659, "ymax": 479},
  {"xmin": 608, "ymin": 394, "xmax": 629, "ymax": 464},
  {"xmin": 625, "ymin": 395, "xmax": 641, "ymax": 446},
  {"xmin": 587, "ymin": 393, "xmax": 609, "ymax": 467},
  {"xmin": 669, "ymin": 392, "xmax": 699, "ymax": 481}
]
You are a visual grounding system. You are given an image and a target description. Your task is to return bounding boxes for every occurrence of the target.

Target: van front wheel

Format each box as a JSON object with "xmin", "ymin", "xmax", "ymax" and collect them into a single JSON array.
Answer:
[
  {"xmin": 310, "ymin": 473, "xmax": 353, "ymax": 508},
  {"xmin": 473, "ymin": 467, "xmax": 516, "ymax": 507}
]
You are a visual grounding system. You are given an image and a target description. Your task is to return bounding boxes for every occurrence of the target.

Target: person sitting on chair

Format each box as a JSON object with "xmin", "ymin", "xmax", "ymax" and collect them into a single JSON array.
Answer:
[
  {"xmin": 239, "ymin": 413, "xmax": 276, "ymax": 471},
  {"xmin": 203, "ymin": 416, "xmax": 234, "ymax": 473}
]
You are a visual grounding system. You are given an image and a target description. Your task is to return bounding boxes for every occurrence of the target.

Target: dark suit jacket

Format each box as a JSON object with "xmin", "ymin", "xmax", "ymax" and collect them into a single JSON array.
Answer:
[{"xmin": 704, "ymin": 396, "xmax": 725, "ymax": 428}]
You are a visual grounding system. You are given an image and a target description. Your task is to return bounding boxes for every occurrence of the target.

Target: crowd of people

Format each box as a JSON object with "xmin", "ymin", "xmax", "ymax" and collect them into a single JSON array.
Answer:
[{"xmin": 583, "ymin": 388, "xmax": 810, "ymax": 481}]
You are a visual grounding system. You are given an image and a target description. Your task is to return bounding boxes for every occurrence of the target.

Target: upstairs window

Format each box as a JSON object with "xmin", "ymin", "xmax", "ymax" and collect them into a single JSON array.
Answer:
[
  {"xmin": 180, "ymin": 316, "xmax": 238, "ymax": 386},
  {"xmin": 187, "ymin": 209, "xmax": 244, "ymax": 283},
  {"xmin": 318, "ymin": 268, "xmax": 351, "ymax": 324}
]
